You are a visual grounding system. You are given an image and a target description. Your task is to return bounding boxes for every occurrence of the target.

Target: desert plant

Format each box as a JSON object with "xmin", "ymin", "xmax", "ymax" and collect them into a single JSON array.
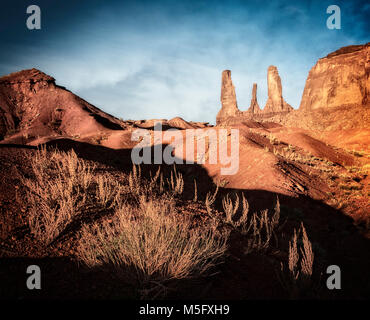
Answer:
[
  {"xmin": 76, "ymin": 196, "xmax": 228, "ymax": 299},
  {"xmin": 243, "ymin": 209, "xmax": 277, "ymax": 254},
  {"xmin": 279, "ymin": 222, "xmax": 315, "ymax": 298},
  {"xmin": 166, "ymin": 165, "xmax": 184, "ymax": 195},
  {"xmin": 222, "ymin": 193, "xmax": 250, "ymax": 228},
  {"xmin": 217, "ymin": 192, "xmax": 280, "ymax": 253},
  {"xmin": 193, "ymin": 179, "xmax": 198, "ymax": 201},
  {"xmin": 205, "ymin": 185, "xmax": 219, "ymax": 216},
  {"xmin": 22, "ymin": 146, "xmax": 95, "ymax": 244},
  {"xmin": 129, "ymin": 164, "xmax": 183, "ymax": 200},
  {"xmin": 96, "ymin": 175, "xmax": 123, "ymax": 208},
  {"xmin": 128, "ymin": 164, "xmax": 143, "ymax": 197},
  {"xmin": 241, "ymin": 197, "xmax": 280, "ymax": 254}
]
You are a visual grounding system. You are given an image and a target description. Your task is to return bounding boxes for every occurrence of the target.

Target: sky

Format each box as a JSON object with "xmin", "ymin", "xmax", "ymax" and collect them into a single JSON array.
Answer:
[{"xmin": 0, "ymin": 0, "xmax": 369, "ymax": 124}]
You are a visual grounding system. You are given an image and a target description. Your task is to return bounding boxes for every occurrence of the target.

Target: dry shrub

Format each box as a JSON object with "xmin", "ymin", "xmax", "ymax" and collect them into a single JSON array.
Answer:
[
  {"xmin": 243, "ymin": 208, "xmax": 279, "ymax": 254},
  {"xmin": 96, "ymin": 175, "xmax": 123, "ymax": 208},
  {"xmin": 128, "ymin": 164, "xmax": 183, "ymax": 200},
  {"xmin": 279, "ymin": 222, "xmax": 315, "ymax": 298},
  {"xmin": 222, "ymin": 193, "xmax": 249, "ymax": 228},
  {"xmin": 22, "ymin": 146, "xmax": 95, "ymax": 244},
  {"xmin": 218, "ymin": 193, "xmax": 280, "ymax": 254},
  {"xmin": 21, "ymin": 146, "xmax": 188, "ymax": 246},
  {"xmin": 76, "ymin": 196, "xmax": 228, "ymax": 298}
]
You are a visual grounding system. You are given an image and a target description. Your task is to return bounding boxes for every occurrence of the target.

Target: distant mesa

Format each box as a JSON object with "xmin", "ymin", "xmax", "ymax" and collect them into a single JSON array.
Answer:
[{"xmin": 133, "ymin": 117, "xmax": 209, "ymax": 130}]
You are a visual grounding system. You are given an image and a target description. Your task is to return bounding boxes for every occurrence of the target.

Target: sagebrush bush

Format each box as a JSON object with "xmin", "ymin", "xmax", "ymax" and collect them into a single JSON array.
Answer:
[
  {"xmin": 76, "ymin": 196, "xmax": 228, "ymax": 297},
  {"xmin": 22, "ymin": 146, "xmax": 95, "ymax": 244}
]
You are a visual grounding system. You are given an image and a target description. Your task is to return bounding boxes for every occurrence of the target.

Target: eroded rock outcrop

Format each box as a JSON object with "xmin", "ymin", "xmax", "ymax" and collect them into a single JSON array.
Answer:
[
  {"xmin": 247, "ymin": 83, "xmax": 261, "ymax": 114},
  {"xmin": 216, "ymin": 70, "xmax": 241, "ymax": 124},
  {"xmin": 216, "ymin": 66, "xmax": 292, "ymax": 125},
  {"xmin": 299, "ymin": 42, "xmax": 370, "ymax": 111},
  {"xmin": 0, "ymin": 68, "xmax": 124, "ymax": 142},
  {"xmin": 263, "ymin": 66, "xmax": 293, "ymax": 114}
]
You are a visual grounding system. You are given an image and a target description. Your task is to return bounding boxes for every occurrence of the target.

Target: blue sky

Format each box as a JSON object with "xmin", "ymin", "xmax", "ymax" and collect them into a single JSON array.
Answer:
[{"xmin": 0, "ymin": 0, "xmax": 369, "ymax": 124}]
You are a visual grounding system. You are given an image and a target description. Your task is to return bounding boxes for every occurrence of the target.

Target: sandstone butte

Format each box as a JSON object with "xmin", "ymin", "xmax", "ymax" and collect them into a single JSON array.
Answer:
[
  {"xmin": 216, "ymin": 42, "xmax": 370, "ymax": 130},
  {"xmin": 216, "ymin": 64, "xmax": 293, "ymax": 125}
]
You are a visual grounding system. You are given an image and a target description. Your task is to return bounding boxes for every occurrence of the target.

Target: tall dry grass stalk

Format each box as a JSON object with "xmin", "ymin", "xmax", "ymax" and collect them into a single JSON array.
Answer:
[
  {"xmin": 279, "ymin": 222, "xmax": 315, "ymax": 298},
  {"xmin": 218, "ymin": 193, "xmax": 280, "ymax": 253},
  {"xmin": 222, "ymin": 193, "xmax": 250, "ymax": 228},
  {"xmin": 205, "ymin": 185, "xmax": 219, "ymax": 216}
]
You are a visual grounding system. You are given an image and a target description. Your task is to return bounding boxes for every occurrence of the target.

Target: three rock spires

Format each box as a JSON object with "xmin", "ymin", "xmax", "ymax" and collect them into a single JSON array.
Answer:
[{"xmin": 216, "ymin": 66, "xmax": 293, "ymax": 124}]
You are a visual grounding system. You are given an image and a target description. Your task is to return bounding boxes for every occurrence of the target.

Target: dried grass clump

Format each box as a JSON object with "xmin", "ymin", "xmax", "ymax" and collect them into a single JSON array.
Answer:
[
  {"xmin": 128, "ymin": 164, "xmax": 184, "ymax": 200},
  {"xmin": 22, "ymin": 146, "xmax": 95, "ymax": 244},
  {"xmin": 22, "ymin": 146, "xmax": 187, "ymax": 245},
  {"xmin": 96, "ymin": 175, "xmax": 123, "ymax": 208},
  {"xmin": 279, "ymin": 222, "xmax": 315, "ymax": 298},
  {"xmin": 222, "ymin": 193, "xmax": 249, "ymax": 228},
  {"xmin": 218, "ymin": 193, "xmax": 280, "ymax": 253},
  {"xmin": 166, "ymin": 165, "xmax": 184, "ymax": 195},
  {"xmin": 76, "ymin": 196, "xmax": 228, "ymax": 298}
]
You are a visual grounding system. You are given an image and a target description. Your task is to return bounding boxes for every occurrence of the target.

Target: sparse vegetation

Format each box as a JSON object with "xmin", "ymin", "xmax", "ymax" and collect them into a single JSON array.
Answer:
[
  {"xmin": 207, "ymin": 189, "xmax": 281, "ymax": 254},
  {"xmin": 20, "ymin": 147, "xmax": 230, "ymax": 298},
  {"xmin": 21, "ymin": 146, "xmax": 96, "ymax": 244},
  {"xmin": 279, "ymin": 223, "xmax": 316, "ymax": 298},
  {"xmin": 77, "ymin": 196, "xmax": 228, "ymax": 298},
  {"xmin": 17, "ymin": 146, "xmax": 327, "ymax": 299}
]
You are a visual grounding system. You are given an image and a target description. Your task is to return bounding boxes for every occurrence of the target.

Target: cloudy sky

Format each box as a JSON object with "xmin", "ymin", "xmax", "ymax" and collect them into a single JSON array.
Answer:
[{"xmin": 0, "ymin": 0, "xmax": 369, "ymax": 124}]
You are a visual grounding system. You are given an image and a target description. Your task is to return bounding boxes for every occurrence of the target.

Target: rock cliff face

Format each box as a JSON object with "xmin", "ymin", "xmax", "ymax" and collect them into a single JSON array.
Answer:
[
  {"xmin": 299, "ymin": 42, "xmax": 370, "ymax": 111},
  {"xmin": 247, "ymin": 83, "xmax": 261, "ymax": 114},
  {"xmin": 0, "ymin": 69, "xmax": 55, "ymax": 139},
  {"xmin": 0, "ymin": 68, "xmax": 124, "ymax": 141},
  {"xmin": 264, "ymin": 66, "xmax": 293, "ymax": 114}
]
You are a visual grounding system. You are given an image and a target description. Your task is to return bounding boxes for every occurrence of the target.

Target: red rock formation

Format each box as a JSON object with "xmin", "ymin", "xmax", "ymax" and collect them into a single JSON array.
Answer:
[
  {"xmin": 247, "ymin": 83, "xmax": 261, "ymax": 114},
  {"xmin": 216, "ymin": 66, "xmax": 292, "ymax": 125},
  {"xmin": 216, "ymin": 70, "xmax": 241, "ymax": 124},
  {"xmin": 263, "ymin": 66, "xmax": 293, "ymax": 114},
  {"xmin": 0, "ymin": 68, "xmax": 124, "ymax": 141},
  {"xmin": 299, "ymin": 42, "xmax": 370, "ymax": 111}
]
